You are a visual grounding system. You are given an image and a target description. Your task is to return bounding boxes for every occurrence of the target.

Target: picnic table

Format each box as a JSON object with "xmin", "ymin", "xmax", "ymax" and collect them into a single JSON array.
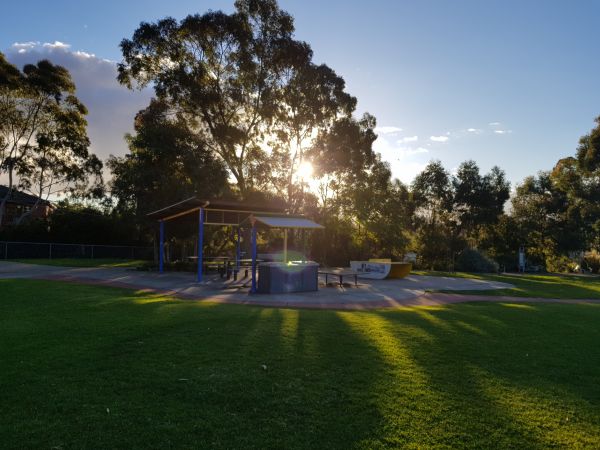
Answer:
[
  {"xmin": 318, "ymin": 268, "xmax": 358, "ymax": 287},
  {"xmin": 185, "ymin": 257, "xmax": 270, "ymax": 281},
  {"xmin": 236, "ymin": 259, "xmax": 265, "ymax": 280},
  {"xmin": 187, "ymin": 256, "xmax": 231, "ymax": 278}
]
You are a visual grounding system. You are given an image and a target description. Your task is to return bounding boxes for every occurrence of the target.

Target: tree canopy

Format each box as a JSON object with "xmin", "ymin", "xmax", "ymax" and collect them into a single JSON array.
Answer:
[
  {"xmin": 108, "ymin": 99, "xmax": 229, "ymax": 219},
  {"xmin": 0, "ymin": 52, "xmax": 102, "ymax": 227},
  {"xmin": 117, "ymin": 0, "xmax": 360, "ymax": 206}
]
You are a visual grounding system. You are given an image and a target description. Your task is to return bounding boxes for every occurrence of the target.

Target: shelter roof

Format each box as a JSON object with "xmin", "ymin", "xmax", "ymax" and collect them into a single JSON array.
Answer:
[
  {"xmin": 249, "ymin": 215, "xmax": 324, "ymax": 229},
  {"xmin": 147, "ymin": 197, "xmax": 287, "ymax": 222}
]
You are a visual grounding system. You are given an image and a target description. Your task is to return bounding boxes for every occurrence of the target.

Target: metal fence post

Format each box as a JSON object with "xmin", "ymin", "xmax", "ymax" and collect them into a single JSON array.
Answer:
[{"xmin": 49, "ymin": 243, "xmax": 52, "ymax": 259}]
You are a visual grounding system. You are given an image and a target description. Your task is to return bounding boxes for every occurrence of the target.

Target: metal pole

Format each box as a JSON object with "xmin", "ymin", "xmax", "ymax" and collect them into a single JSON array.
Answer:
[
  {"xmin": 283, "ymin": 229, "xmax": 288, "ymax": 263},
  {"xmin": 302, "ymin": 229, "xmax": 307, "ymax": 262},
  {"xmin": 251, "ymin": 226, "xmax": 257, "ymax": 293},
  {"xmin": 236, "ymin": 227, "xmax": 241, "ymax": 270},
  {"xmin": 49, "ymin": 243, "xmax": 52, "ymax": 260},
  {"xmin": 197, "ymin": 208, "xmax": 204, "ymax": 283},
  {"xmin": 159, "ymin": 221, "xmax": 165, "ymax": 273}
]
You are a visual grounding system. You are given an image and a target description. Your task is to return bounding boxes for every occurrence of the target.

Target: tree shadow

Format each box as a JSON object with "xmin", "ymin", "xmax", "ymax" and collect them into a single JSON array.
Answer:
[
  {"xmin": 3, "ymin": 279, "xmax": 600, "ymax": 448},
  {"xmin": 362, "ymin": 303, "xmax": 600, "ymax": 447}
]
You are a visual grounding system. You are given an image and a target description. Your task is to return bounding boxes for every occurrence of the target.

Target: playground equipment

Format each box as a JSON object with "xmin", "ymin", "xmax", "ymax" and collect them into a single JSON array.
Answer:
[{"xmin": 350, "ymin": 258, "xmax": 412, "ymax": 280}]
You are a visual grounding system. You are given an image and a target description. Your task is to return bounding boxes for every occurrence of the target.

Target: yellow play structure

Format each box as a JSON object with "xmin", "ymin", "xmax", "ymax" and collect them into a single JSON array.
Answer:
[{"xmin": 350, "ymin": 258, "xmax": 412, "ymax": 279}]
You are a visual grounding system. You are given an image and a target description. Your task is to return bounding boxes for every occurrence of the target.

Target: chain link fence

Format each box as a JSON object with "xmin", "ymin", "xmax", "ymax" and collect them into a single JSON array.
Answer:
[{"xmin": 0, "ymin": 241, "xmax": 154, "ymax": 260}]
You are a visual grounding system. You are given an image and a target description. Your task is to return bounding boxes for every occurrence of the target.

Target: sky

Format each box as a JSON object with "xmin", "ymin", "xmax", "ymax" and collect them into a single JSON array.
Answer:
[{"xmin": 2, "ymin": 0, "xmax": 600, "ymax": 186}]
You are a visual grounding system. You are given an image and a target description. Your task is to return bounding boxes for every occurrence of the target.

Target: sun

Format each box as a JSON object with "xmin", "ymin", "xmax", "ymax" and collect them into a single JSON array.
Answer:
[{"xmin": 296, "ymin": 161, "xmax": 314, "ymax": 181}]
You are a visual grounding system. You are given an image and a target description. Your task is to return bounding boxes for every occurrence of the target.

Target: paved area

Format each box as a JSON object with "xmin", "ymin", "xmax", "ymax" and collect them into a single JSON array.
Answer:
[{"xmin": 0, "ymin": 260, "xmax": 520, "ymax": 309}]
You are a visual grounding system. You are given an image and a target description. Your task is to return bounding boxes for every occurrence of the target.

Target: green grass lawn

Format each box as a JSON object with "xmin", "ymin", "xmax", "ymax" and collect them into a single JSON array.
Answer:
[
  {"xmin": 10, "ymin": 258, "xmax": 148, "ymax": 268},
  {"xmin": 415, "ymin": 270, "xmax": 600, "ymax": 299},
  {"xmin": 2, "ymin": 279, "xmax": 600, "ymax": 448}
]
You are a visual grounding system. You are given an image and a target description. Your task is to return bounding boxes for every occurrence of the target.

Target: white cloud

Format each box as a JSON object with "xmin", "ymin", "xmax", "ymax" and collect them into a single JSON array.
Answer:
[
  {"xmin": 73, "ymin": 50, "xmax": 96, "ymax": 59},
  {"xmin": 397, "ymin": 135, "xmax": 418, "ymax": 143},
  {"xmin": 489, "ymin": 122, "xmax": 501, "ymax": 126},
  {"xmin": 5, "ymin": 41, "xmax": 152, "ymax": 172},
  {"xmin": 12, "ymin": 41, "xmax": 38, "ymax": 51},
  {"xmin": 375, "ymin": 126, "xmax": 403, "ymax": 135},
  {"xmin": 430, "ymin": 135, "xmax": 449, "ymax": 142},
  {"xmin": 494, "ymin": 130, "xmax": 512, "ymax": 135},
  {"xmin": 373, "ymin": 134, "xmax": 430, "ymax": 183},
  {"xmin": 42, "ymin": 41, "xmax": 71, "ymax": 50}
]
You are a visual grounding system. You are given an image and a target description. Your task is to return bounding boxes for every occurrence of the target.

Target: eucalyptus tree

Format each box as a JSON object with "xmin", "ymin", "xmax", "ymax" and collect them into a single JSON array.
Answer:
[
  {"xmin": 308, "ymin": 113, "xmax": 378, "ymax": 212},
  {"xmin": 412, "ymin": 160, "xmax": 453, "ymax": 225},
  {"xmin": 575, "ymin": 116, "xmax": 600, "ymax": 174},
  {"xmin": 305, "ymin": 114, "xmax": 416, "ymax": 262},
  {"xmin": 411, "ymin": 161, "xmax": 456, "ymax": 269},
  {"xmin": 453, "ymin": 161, "xmax": 510, "ymax": 243},
  {"xmin": 268, "ymin": 62, "xmax": 356, "ymax": 210},
  {"xmin": 0, "ymin": 53, "xmax": 101, "ymax": 226},
  {"xmin": 119, "ymin": 0, "xmax": 349, "ymax": 200},
  {"xmin": 511, "ymin": 172, "xmax": 587, "ymax": 266},
  {"xmin": 108, "ymin": 99, "xmax": 229, "ymax": 219}
]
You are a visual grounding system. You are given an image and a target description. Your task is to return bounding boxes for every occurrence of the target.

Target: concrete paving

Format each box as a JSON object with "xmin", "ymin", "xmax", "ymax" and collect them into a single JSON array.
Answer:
[{"xmin": 0, "ymin": 261, "xmax": 515, "ymax": 309}]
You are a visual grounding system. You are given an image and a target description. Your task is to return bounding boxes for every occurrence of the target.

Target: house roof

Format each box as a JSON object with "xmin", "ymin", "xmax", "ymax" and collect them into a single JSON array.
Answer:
[{"xmin": 0, "ymin": 186, "xmax": 51, "ymax": 206}]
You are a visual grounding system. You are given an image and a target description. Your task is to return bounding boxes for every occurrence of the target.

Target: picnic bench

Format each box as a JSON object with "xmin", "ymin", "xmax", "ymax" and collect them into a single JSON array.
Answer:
[{"xmin": 318, "ymin": 268, "xmax": 358, "ymax": 287}]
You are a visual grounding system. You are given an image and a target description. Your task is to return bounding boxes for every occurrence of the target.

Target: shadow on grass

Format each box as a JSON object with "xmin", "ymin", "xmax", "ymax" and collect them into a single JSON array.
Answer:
[
  {"xmin": 426, "ymin": 272, "xmax": 600, "ymax": 299},
  {"xmin": 367, "ymin": 304, "xmax": 600, "ymax": 447},
  {"xmin": 1, "ymin": 279, "xmax": 600, "ymax": 448}
]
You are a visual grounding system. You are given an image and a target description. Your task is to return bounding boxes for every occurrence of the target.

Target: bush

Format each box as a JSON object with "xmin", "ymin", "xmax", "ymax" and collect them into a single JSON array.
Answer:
[
  {"xmin": 583, "ymin": 251, "xmax": 600, "ymax": 274},
  {"xmin": 455, "ymin": 248, "xmax": 499, "ymax": 273},
  {"xmin": 546, "ymin": 254, "xmax": 578, "ymax": 273}
]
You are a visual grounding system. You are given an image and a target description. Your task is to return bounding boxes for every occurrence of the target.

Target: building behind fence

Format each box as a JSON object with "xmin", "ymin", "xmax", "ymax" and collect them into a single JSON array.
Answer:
[{"xmin": 0, "ymin": 241, "xmax": 154, "ymax": 260}]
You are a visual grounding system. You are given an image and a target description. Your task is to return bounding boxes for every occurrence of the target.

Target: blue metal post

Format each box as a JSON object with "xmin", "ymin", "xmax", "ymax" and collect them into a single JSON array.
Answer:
[
  {"xmin": 159, "ymin": 220, "xmax": 164, "ymax": 273},
  {"xmin": 236, "ymin": 227, "xmax": 241, "ymax": 270},
  {"xmin": 197, "ymin": 208, "xmax": 204, "ymax": 282},
  {"xmin": 251, "ymin": 226, "xmax": 257, "ymax": 293}
]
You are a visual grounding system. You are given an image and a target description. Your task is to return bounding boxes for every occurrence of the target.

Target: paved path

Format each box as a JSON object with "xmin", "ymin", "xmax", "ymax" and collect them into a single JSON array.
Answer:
[{"xmin": 2, "ymin": 261, "xmax": 596, "ymax": 310}]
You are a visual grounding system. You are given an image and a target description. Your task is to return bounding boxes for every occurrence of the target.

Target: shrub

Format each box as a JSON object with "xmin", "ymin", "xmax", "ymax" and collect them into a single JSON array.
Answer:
[
  {"xmin": 583, "ymin": 251, "xmax": 600, "ymax": 274},
  {"xmin": 545, "ymin": 254, "xmax": 578, "ymax": 273},
  {"xmin": 455, "ymin": 248, "xmax": 499, "ymax": 273}
]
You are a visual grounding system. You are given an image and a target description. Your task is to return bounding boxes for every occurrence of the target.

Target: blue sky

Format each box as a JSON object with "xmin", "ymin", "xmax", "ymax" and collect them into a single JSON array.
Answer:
[{"xmin": 2, "ymin": 0, "xmax": 600, "ymax": 185}]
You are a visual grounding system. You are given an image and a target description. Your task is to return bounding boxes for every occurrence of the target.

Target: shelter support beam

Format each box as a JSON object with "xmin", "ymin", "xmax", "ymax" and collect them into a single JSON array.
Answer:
[
  {"xmin": 251, "ymin": 226, "xmax": 257, "ymax": 293},
  {"xmin": 236, "ymin": 227, "xmax": 241, "ymax": 270}
]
